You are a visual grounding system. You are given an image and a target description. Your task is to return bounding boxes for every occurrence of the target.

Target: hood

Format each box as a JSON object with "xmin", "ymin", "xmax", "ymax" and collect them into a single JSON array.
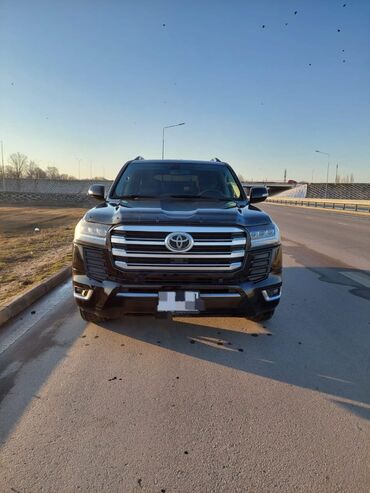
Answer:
[{"xmin": 84, "ymin": 198, "xmax": 272, "ymax": 229}]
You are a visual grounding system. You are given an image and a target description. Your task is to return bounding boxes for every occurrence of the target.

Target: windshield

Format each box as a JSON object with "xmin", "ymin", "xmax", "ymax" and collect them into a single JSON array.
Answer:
[{"xmin": 111, "ymin": 162, "xmax": 244, "ymax": 200}]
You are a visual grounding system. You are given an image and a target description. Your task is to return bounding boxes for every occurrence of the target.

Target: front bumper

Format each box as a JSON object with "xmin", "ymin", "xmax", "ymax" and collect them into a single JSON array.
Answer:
[{"xmin": 72, "ymin": 274, "xmax": 282, "ymax": 318}]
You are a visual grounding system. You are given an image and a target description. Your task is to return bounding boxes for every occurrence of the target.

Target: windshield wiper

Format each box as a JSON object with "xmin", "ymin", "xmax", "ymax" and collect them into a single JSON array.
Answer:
[
  {"xmin": 117, "ymin": 194, "xmax": 157, "ymax": 200},
  {"xmin": 160, "ymin": 194, "xmax": 236, "ymax": 200},
  {"xmin": 160, "ymin": 194, "xmax": 210, "ymax": 199},
  {"xmin": 117, "ymin": 194, "xmax": 239, "ymax": 201}
]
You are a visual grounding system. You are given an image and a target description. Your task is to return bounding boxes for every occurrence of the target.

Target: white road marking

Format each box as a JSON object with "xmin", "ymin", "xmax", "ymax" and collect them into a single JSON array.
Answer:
[
  {"xmin": 0, "ymin": 280, "xmax": 71, "ymax": 356},
  {"xmin": 317, "ymin": 374, "xmax": 353, "ymax": 384},
  {"xmin": 340, "ymin": 271, "xmax": 370, "ymax": 288}
]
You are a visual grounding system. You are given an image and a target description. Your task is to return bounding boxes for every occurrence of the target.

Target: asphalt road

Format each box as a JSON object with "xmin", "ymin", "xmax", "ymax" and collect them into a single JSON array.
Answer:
[
  {"xmin": 263, "ymin": 204, "xmax": 370, "ymax": 271},
  {"xmin": 0, "ymin": 205, "xmax": 369, "ymax": 493}
]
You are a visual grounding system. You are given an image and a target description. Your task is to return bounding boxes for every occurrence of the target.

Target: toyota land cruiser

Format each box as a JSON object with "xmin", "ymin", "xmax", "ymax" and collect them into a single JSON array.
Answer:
[{"xmin": 72, "ymin": 157, "xmax": 282, "ymax": 323}]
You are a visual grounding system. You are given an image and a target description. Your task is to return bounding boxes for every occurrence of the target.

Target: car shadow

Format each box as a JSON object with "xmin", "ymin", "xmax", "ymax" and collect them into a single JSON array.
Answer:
[
  {"xmin": 99, "ymin": 264, "xmax": 370, "ymax": 416},
  {"xmin": 0, "ymin": 262, "xmax": 369, "ymax": 448},
  {"xmin": 0, "ymin": 295, "xmax": 85, "ymax": 443}
]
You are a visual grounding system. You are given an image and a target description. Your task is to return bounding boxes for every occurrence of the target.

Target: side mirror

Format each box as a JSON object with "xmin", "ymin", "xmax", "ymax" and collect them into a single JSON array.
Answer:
[
  {"xmin": 249, "ymin": 186, "xmax": 268, "ymax": 203},
  {"xmin": 88, "ymin": 184, "xmax": 105, "ymax": 201}
]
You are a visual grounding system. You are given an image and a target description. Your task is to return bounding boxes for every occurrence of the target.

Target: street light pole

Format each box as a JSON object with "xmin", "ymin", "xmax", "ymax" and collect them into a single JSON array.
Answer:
[
  {"xmin": 162, "ymin": 122, "xmax": 185, "ymax": 159},
  {"xmin": 76, "ymin": 158, "xmax": 81, "ymax": 180},
  {"xmin": 162, "ymin": 127, "xmax": 165, "ymax": 160},
  {"xmin": 1, "ymin": 140, "xmax": 5, "ymax": 191},
  {"xmin": 315, "ymin": 150, "xmax": 330, "ymax": 198}
]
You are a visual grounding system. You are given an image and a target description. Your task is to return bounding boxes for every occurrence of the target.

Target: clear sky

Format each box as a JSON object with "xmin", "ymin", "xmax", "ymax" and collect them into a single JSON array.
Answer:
[{"xmin": 0, "ymin": 0, "xmax": 369, "ymax": 182}]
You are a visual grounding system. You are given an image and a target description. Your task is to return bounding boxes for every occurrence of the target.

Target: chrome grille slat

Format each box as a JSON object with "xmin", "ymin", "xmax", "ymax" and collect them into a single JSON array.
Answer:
[
  {"xmin": 115, "ymin": 261, "xmax": 243, "ymax": 271},
  {"xmin": 111, "ymin": 248, "xmax": 245, "ymax": 259},
  {"xmin": 114, "ymin": 225, "xmax": 245, "ymax": 233},
  {"xmin": 111, "ymin": 238, "xmax": 246, "ymax": 246},
  {"xmin": 111, "ymin": 225, "xmax": 247, "ymax": 272}
]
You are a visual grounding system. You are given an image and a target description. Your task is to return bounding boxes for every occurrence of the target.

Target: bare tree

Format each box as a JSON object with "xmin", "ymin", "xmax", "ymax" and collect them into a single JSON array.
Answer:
[
  {"xmin": 4, "ymin": 165, "xmax": 16, "ymax": 178},
  {"xmin": 237, "ymin": 173, "xmax": 246, "ymax": 183},
  {"xmin": 34, "ymin": 166, "xmax": 47, "ymax": 179},
  {"xmin": 59, "ymin": 173, "xmax": 77, "ymax": 180},
  {"xmin": 45, "ymin": 166, "xmax": 60, "ymax": 179},
  {"xmin": 26, "ymin": 161, "xmax": 39, "ymax": 179},
  {"xmin": 4, "ymin": 152, "xmax": 78, "ymax": 181},
  {"xmin": 8, "ymin": 152, "xmax": 28, "ymax": 179},
  {"xmin": 26, "ymin": 161, "xmax": 49, "ymax": 179}
]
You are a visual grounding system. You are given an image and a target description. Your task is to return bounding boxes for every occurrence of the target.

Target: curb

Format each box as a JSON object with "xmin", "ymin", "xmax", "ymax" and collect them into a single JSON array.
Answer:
[{"xmin": 0, "ymin": 266, "xmax": 71, "ymax": 327}]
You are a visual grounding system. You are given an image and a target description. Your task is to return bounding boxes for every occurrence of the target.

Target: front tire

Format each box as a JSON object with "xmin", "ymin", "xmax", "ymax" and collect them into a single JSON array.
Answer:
[
  {"xmin": 79, "ymin": 308, "xmax": 106, "ymax": 324},
  {"xmin": 250, "ymin": 309, "xmax": 275, "ymax": 322}
]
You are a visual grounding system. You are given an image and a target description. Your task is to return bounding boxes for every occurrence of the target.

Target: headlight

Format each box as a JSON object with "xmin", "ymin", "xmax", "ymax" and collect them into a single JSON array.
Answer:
[
  {"xmin": 248, "ymin": 223, "xmax": 280, "ymax": 247},
  {"xmin": 74, "ymin": 217, "xmax": 110, "ymax": 246}
]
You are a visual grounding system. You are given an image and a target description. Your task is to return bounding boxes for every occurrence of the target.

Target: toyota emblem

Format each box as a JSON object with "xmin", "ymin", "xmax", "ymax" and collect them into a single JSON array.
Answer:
[{"xmin": 165, "ymin": 232, "xmax": 194, "ymax": 253}]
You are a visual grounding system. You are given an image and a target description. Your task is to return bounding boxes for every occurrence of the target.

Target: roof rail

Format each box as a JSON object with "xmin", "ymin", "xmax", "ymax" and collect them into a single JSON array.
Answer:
[
  {"xmin": 210, "ymin": 157, "xmax": 222, "ymax": 162},
  {"xmin": 133, "ymin": 155, "xmax": 144, "ymax": 160}
]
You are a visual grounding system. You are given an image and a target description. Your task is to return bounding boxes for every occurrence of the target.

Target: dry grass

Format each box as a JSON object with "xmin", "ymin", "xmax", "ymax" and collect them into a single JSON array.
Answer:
[{"xmin": 0, "ymin": 205, "xmax": 87, "ymax": 308}]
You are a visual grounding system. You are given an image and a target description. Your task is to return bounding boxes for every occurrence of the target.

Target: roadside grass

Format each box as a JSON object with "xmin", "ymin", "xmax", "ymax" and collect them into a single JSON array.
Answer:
[{"xmin": 0, "ymin": 205, "xmax": 87, "ymax": 308}]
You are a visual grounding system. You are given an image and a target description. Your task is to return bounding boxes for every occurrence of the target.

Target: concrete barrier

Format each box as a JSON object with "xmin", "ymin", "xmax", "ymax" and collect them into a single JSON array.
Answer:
[
  {"xmin": 306, "ymin": 183, "xmax": 370, "ymax": 200},
  {"xmin": 267, "ymin": 197, "xmax": 370, "ymax": 214},
  {"xmin": 0, "ymin": 191, "xmax": 96, "ymax": 206},
  {"xmin": 0, "ymin": 178, "xmax": 113, "ymax": 194}
]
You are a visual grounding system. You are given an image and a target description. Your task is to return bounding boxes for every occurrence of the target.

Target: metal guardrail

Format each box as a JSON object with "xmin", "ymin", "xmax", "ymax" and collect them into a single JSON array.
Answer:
[{"xmin": 267, "ymin": 198, "xmax": 370, "ymax": 213}]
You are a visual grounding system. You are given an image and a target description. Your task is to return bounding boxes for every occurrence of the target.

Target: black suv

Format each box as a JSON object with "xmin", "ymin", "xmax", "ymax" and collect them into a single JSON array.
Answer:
[{"xmin": 72, "ymin": 158, "xmax": 282, "ymax": 323}]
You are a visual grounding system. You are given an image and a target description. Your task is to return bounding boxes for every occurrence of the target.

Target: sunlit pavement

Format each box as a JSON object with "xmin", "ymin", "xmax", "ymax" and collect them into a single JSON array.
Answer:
[{"xmin": 0, "ymin": 206, "xmax": 369, "ymax": 492}]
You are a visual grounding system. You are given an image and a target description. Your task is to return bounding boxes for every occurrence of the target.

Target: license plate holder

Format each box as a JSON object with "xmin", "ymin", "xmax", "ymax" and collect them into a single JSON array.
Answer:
[{"xmin": 157, "ymin": 291, "xmax": 202, "ymax": 313}]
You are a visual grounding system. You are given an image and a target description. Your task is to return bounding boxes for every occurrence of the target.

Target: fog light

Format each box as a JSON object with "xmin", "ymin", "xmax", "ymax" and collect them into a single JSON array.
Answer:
[
  {"xmin": 261, "ymin": 287, "xmax": 281, "ymax": 302},
  {"xmin": 74, "ymin": 286, "xmax": 93, "ymax": 300}
]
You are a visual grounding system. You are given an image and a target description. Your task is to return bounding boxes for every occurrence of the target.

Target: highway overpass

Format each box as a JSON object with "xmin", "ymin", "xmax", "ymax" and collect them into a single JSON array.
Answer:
[{"xmin": 242, "ymin": 181, "xmax": 296, "ymax": 196}]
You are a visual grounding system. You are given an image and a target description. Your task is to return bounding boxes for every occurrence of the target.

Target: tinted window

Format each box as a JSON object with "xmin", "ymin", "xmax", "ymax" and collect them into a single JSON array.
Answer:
[{"xmin": 112, "ymin": 163, "xmax": 243, "ymax": 200}]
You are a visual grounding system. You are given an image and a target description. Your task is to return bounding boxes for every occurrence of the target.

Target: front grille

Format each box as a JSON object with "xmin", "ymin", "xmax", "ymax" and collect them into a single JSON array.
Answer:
[
  {"xmin": 247, "ymin": 248, "xmax": 272, "ymax": 282},
  {"xmin": 110, "ymin": 226, "xmax": 247, "ymax": 272},
  {"xmin": 84, "ymin": 247, "xmax": 108, "ymax": 281}
]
